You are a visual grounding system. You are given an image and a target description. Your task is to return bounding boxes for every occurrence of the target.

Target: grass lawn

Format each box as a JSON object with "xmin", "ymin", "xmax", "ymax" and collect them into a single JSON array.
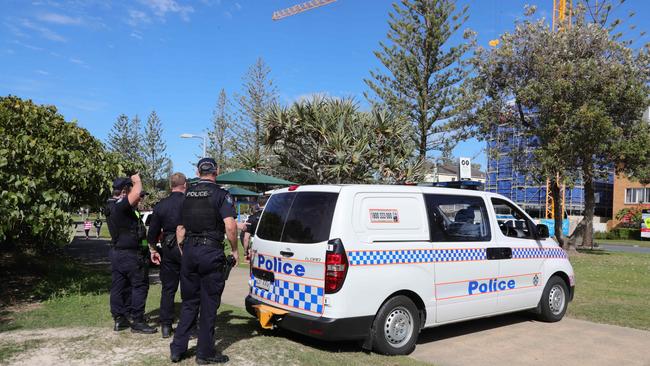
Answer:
[
  {"xmin": 568, "ymin": 250, "xmax": 650, "ymax": 330},
  {"xmin": 594, "ymin": 239, "xmax": 650, "ymax": 248},
  {"xmin": 0, "ymin": 252, "xmax": 426, "ymax": 366}
]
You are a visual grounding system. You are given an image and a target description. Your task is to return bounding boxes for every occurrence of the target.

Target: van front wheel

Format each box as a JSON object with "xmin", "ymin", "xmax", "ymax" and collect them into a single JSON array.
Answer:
[
  {"xmin": 371, "ymin": 295, "xmax": 419, "ymax": 355},
  {"xmin": 537, "ymin": 275, "xmax": 568, "ymax": 322}
]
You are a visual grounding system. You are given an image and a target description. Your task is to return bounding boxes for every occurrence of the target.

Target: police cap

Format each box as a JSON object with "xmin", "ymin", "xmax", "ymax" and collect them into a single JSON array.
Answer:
[
  {"xmin": 197, "ymin": 157, "xmax": 217, "ymax": 174},
  {"xmin": 112, "ymin": 177, "xmax": 132, "ymax": 190}
]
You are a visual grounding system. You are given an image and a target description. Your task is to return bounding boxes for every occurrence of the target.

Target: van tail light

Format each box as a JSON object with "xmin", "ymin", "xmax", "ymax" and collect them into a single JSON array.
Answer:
[{"xmin": 325, "ymin": 238, "xmax": 348, "ymax": 294}]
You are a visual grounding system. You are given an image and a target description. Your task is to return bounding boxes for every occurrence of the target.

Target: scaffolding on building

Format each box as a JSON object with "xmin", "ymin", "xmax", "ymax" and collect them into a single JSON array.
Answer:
[{"xmin": 486, "ymin": 124, "xmax": 613, "ymax": 219}]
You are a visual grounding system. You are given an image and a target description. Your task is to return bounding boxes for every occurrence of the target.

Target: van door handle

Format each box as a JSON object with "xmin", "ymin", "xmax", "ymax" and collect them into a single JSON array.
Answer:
[{"xmin": 280, "ymin": 250, "xmax": 294, "ymax": 258}]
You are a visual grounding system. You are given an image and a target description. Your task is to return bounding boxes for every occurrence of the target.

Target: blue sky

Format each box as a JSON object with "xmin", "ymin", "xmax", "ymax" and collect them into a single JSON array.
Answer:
[{"xmin": 1, "ymin": 0, "xmax": 647, "ymax": 176}]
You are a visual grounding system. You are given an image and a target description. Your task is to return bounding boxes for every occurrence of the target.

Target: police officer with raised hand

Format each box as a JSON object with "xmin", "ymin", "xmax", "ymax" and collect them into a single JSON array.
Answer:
[
  {"xmin": 147, "ymin": 172, "xmax": 187, "ymax": 338},
  {"xmin": 108, "ymin": 173, "xmax": 157, "ymax": 335},
  {"xmin": 170, "ymin": 158, "xmax": 238, "ymax": 364}
]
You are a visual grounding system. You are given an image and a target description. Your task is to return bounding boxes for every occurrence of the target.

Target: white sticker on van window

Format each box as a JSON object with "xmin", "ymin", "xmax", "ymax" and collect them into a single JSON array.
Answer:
[{"xmin": 369, "ymin": 209, "xmax": 400, "ymax": 223}]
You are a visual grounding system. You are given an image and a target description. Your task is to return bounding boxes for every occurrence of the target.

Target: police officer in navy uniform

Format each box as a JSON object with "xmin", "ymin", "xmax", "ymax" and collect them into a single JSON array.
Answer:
[
  {"xmin": 147, "ymin": 172, "xmax": 187, "ymax": 338},
  {"xmin": 108, "ymin": 173, "xmax": 157, "ymax": 334},
  {"xmin": 170, "ymin": 158, "xmax": 238, "ymax": 364},
  {"xmin": 105, "ymin": 190, "xmax": 132, "ymax": 323}
]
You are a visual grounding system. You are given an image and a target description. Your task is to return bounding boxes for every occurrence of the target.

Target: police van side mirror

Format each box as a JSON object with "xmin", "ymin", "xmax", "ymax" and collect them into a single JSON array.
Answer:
[{"xmin": 536, "ymin": 224, "xmax": 550, "ymax": 239}]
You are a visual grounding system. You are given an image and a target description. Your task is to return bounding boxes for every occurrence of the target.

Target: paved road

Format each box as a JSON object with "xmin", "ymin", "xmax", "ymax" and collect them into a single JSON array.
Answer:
[{"xmin": 598, "ymin": 244, "xmax": 650, "ymax": 254}]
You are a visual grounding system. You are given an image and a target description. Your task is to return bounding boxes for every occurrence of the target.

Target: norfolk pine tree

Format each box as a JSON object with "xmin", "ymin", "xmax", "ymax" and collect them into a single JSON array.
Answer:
[
  {"xmin": 233, "ymin": 57, "xmax": 278, "ymax": 172},
  {"xmin": 208, "ymin": 89, "xmax": 233, "ymax": 171},
  {"xmin": 365, "ymin": 0, "xmax": 474, "ymax": 160},
  {"xmin": 142, "ymin": 110, "xmax": 169, "ymax": 190},
  {"xmin": 108, "ymin": 114, "xmax": 143, "ymax": 169}
]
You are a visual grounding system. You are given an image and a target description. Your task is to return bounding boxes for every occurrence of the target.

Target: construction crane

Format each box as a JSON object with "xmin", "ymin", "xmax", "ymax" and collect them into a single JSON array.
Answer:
[
  {"xmin": 272, "ymin": 0, "xmax": 337, "ymax": 21},
  {"xmin": 545, "ymin": 0, "xmax": 572, "ymax": 220}
]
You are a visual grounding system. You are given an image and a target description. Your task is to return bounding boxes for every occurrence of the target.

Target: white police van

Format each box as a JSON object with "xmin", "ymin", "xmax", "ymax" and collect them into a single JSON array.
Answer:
[{"xmin": 245, "ymin": 185, "xmax": 575, "ymax": 355}]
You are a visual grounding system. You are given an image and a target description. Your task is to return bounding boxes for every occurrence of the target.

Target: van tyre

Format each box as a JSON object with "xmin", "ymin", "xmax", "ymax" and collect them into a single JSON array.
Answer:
[
  {"xmin": 371, "ymin": 296, "xmax": 419, "ymax": 355},
  {"xmin": 537, "ymin": 275, "xmax": 568, "ymax": 322}
]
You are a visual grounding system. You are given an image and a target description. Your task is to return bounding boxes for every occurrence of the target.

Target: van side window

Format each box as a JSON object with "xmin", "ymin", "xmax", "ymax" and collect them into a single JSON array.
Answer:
[
  {"xmin": 491, "ymin": 198, "xmax": 535, "ymax": 239},
  {"xmin": 424, "ymin": 194, "xmax": 491, "ymax": 242}
]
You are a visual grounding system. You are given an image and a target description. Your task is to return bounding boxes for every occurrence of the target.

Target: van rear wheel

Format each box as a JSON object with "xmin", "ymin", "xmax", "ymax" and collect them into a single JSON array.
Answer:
[
  {"xmin": 537, "ymin": 275, "xmax": 568, "ymax": 322},
  {"xmin": 371, "ymin": 295, "xmax": 419, "ymax": 355}
]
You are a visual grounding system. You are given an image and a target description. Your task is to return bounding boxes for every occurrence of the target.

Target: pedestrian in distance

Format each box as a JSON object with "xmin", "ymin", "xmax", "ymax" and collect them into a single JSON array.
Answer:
[
  {"xmin": 170, "ymin": 158, "xmax": 238, "ymax": 364},
  {"xmin": 147, "ymin": 172, "xmax": 187, "ymax": 338},
  {"xmin": 83, "ymin": 218, "xmax": 92, "ymax": 240},
  {"xmin": 107, "ymin": 173, "xmax": 157, "ymax": 335},
  {"xmin": 94, "ymin": 217, "xmax": 103, "ymax": 238}
]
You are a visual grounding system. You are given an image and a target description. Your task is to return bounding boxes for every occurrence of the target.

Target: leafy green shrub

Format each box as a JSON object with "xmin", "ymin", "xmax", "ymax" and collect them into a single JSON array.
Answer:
[
  {"xmin": 0, "ymin": 96, "xmax": 126, "ymax": 251},
  {"xmin": 595, "ymin": 228, "xmax": 641, "ymax": 240}
]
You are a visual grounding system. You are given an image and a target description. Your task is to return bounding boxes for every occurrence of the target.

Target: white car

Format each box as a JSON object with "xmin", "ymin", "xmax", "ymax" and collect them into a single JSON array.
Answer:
[{"xmin": 245, "ymin": 185, "xmax": 575, "ymax": 355}]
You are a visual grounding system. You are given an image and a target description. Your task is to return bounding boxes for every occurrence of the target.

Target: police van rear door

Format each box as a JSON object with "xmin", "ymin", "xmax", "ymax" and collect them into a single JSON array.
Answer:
[{"xmin": 250, "ymin": 186, "xmax": 341, "ymax": 317}]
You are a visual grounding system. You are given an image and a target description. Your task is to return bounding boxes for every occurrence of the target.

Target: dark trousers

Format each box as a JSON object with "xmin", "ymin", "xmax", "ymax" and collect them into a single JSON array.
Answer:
[
  {"xmin": 159, "ymin": 243, "xmax": 182, "ymax": 326},
  {"xmin": 170, "ymin": 240, "xmax": 226, "ymax": 359},
  {"xmin": 110, "ymin": 248, "xmax": 149, "ymax": 321}
]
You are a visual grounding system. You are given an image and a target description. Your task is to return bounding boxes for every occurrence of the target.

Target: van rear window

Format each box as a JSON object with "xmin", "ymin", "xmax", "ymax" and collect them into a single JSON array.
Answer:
[{"xmin": 257, "ymin": 192, "xmax": 338, "ymax": 244}]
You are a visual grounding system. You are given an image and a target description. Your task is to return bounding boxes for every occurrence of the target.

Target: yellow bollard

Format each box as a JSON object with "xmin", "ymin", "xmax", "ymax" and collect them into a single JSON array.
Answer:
[{"xmin": 252, "ymin": 304, "xmax": 288, "ymax": 329}]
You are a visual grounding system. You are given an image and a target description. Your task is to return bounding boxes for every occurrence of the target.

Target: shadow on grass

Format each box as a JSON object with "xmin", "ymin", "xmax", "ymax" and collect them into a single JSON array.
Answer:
[
  {"xmin": 417, "ymin": 312, "xmax": 534, "ymax": 344},
  {"xmin": 576, "ymin": 248, "xmax": 611, "ymax": 256},
  {"xmin": 0, "ymin": 248, "xmax": 111, "ymax": 329},
  {"xmin": 215, "ymin": 308, "xmax": 539, "ymax": 353}
]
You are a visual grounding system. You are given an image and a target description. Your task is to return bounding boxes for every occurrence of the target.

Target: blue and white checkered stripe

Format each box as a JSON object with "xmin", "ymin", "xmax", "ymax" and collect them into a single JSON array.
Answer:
[
  {"xmin": 252, "ymin": 277, "xmax": 324, "ymax": 314},
  {"xmin": 347, "ymin": 249, "xmax": 435, "ymax": 265},
  {"xmin": 348, "ymin": 248, "xmax": 486, "ymax": 266},
  {"xmin": 348, "ymin": 247, "xmax": 566, "ymax": 266},
  {"xmin": 512, "ymin": 247, "xmax": 567, "ymax": 259}
]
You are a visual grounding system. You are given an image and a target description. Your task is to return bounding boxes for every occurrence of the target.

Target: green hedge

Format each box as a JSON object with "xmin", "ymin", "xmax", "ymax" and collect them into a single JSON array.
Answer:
[{"xmin": 594, "ymin": 228, "xmax": 641, "ymax": 240}]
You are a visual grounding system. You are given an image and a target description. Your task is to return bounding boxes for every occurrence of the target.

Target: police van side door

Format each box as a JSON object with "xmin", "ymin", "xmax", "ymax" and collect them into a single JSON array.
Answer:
[
  {"xmin": 424, "ymin": 193, "xmax": 500, "ymax": 323},
  {"xmin": 488, "ymin": 197, "xmax": 545, "ymax": 312}
]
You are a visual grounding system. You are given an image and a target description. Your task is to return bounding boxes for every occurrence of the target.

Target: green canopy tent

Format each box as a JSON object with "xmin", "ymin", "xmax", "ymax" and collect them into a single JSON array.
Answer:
[
  {"xmin": 227, "ymin": 186, "xmax": 262, "ymax": 221},
  {"xmin": 216, "ymin": 169, "xmax": 295, "ymax": 186},
  {"xmin": 227, "ymin": 186, "xmax": 262, "ymax": 197}
]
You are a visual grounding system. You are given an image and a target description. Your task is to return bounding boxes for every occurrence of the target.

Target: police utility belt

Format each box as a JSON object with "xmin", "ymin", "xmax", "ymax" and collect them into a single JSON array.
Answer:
[{"xmin": 186, "ymin": 232, "xmax": 223, "ymax": 248}]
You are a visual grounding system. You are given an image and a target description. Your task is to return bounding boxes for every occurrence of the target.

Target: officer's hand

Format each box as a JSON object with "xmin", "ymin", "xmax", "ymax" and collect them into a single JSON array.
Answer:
[
  {"xmin": 150, "ymin": 251, "xmax": 161, "ymax": 265},
  {"xmin": 237, "ymin": 222, "xmax": 250, "ymax": 231}
]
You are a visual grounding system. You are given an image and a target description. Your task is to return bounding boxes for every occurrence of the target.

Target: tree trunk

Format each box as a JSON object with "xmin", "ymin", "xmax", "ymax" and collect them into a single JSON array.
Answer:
[
  {"xmin": 582, "ymin": 164, "xmax": 595, "ymax": 248},
  {"xmin": 550, "ymin": 178, "xmax": 565, "ymax": 247},
  {"xmin": 418, "ymin": 122, "xmax": 427, "ymax": 161}
]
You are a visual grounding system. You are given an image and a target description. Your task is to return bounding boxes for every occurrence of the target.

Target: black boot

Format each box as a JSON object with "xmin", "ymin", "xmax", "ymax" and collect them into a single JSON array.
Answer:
[
  {"xmin": 170, "ymin": 352, "xmax": 183, "ymax": 363},
  {"xmin": 196, "ymin": 354, "xmax": 229, "ymax": 364},
  {"xmin": 161, "ymin": 324, "xmax": 173, "ymax": 338},
  {"xmin": 113, "ymin": 316, "xmax": 131, "ymax": 331},
  {"xmin": 131, "ymin": 319, "xmax": 157, "ymax": 334}
]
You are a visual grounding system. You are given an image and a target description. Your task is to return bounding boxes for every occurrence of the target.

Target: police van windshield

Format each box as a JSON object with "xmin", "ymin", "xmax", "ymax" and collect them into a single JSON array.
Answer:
[{"xmin": 256, "ymin": 192, "xmax": 339, "ymax": 244}]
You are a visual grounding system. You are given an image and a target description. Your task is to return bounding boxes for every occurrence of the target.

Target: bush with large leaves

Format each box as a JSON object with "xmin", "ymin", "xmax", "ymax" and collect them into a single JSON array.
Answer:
[
  {"xmin": 264, "ymin": 96, "xmax": 423, "ymax": 184},
  {"xmin": 0, "ymin": 96, "xmax": 126, "ymax": 251}
]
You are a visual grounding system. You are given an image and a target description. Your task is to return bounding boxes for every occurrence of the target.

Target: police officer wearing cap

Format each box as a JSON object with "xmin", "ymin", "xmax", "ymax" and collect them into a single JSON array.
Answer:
[
  {"xmin": 147, "ymin": 172, "xmax": 187, "ymax": 338},
  {"xmin": 105, "ymin": 184, "xmax": 132, "ymax": 323},
  {"xmin": 108, "ymin": 173, "xmax": 157, "ymax": 334},
  {"xmin": 170, "ymin": 158, "xmax": 238, "ymax": 364}
]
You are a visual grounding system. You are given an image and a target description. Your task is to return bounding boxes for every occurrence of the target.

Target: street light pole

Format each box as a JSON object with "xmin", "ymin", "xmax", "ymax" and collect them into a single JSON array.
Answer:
[{"xmin": 180, "ymin": 133, "xmax": 207, "ymax": 158}]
